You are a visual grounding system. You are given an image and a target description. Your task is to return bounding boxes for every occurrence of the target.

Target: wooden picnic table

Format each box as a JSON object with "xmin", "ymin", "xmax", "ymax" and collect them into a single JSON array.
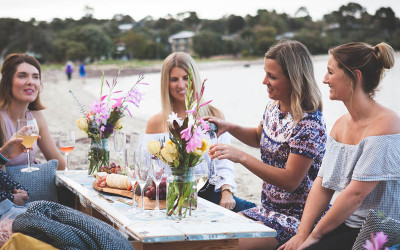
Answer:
[{"xmin": 56, "ymin": 170, "xmax": 276, "ymax": 249}]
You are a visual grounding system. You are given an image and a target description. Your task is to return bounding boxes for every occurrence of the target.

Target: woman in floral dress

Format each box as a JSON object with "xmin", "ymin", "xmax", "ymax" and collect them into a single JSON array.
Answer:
[{"xmin": 207, "ymin": 40, "xmax": 327, "ymax": 249}]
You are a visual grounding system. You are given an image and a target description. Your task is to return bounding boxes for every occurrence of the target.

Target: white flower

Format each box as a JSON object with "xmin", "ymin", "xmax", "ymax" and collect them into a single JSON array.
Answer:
[{"xmin": 167, "ymin": 112, "xmax": 183, "ymax": 126}]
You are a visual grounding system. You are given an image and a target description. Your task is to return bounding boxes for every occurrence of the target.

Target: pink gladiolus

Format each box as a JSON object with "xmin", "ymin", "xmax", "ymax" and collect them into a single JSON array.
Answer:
[
  {"xmin": 199, "ymin": 100, "xmax": 212, "ymax": 108},
  {"xmin": 198, "ymin": 118, "xmax": 209, "ymax": 131},
  {"xmin": 112, "ymin": 97, "xmax": 124, "ymax": 109},
  {"xmin": 363, "ymin": 232, "xmax": 388, "ymax": 250},
  {"xmin": 181, "ymin": 125, "xmax": 193, "ymax": 141},
  {"xmin": 101, "ymin": 95, "xmax": 108, "ymax": 102},
  {"xmin": 184, "ymin": 126, "xmax": 203, "ymax": 153}
]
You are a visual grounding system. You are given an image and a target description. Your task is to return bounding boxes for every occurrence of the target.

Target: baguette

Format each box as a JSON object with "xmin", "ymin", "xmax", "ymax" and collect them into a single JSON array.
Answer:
[{"xmin": 106, "ymin": 173, "xmax": 130, "ymax": 190}]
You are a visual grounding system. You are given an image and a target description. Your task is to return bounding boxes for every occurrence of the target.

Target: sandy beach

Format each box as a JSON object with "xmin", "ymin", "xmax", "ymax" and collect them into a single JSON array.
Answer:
[{"xmin": 38, "ymin": 60, "xmax": 263, "ymax": 205}]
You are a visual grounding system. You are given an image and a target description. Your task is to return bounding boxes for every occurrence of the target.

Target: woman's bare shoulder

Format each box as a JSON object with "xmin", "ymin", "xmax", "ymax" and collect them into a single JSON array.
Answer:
[
  {"xmin": 146, "ymin": 112, "xmax": 166, "ymax": 133},
  {"xmin": 373, "ymin": 107, "xmax": 400, "ymax": 135}
]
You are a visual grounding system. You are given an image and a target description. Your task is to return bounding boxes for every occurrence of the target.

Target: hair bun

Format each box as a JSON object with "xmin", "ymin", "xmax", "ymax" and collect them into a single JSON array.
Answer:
[{"xmin": 374, "ymin": 43, "xmax": 395, "ymax": 69}]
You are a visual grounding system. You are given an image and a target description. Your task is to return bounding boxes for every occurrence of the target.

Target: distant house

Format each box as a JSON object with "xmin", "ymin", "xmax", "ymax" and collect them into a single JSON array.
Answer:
[
  {"xmin": 118, "ymin": 23, "xmax": 134, "ymax": 32},
  {"xmin": 168, "ymin": 31, "xmax": 195, "ymax": 54}
]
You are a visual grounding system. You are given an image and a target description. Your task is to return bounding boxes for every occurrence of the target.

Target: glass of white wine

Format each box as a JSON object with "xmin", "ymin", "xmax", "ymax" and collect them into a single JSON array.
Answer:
[
  {"xmin": 195, "ymin": 160, "xmax": 209, "ymax": 193},
  {"xmin": 17, "ymin": 118, "xmax": 39, "ymax": 172},
  {"xmin": 59, "ymin": 130, "xmax": 75, "ymax": 172},
  {"xmin": 134, "ymin": 149, "xmax": 150, "ymax": 213}
]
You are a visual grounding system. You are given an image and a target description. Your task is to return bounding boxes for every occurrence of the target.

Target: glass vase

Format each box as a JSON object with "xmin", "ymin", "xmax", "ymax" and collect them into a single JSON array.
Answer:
[
  {"xmin": 88, "ymin": 138, "xmax": 110, "ymax": 175},
  {"xmin": 166, "ymin": 167, "xmax": 197, "ymax": 219}
]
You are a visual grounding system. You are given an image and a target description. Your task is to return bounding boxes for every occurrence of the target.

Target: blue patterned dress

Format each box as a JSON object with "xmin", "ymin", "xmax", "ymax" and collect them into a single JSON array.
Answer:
[{"xmin": 241, "ymin": 101, "xmax": 327, "ymax": 244}]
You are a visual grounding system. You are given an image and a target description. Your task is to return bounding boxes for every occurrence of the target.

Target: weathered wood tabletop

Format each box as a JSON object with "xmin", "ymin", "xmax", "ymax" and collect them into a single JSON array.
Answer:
[{"xmin": 56, "ymin": 170, "xmax": 276, "ymax": 249}]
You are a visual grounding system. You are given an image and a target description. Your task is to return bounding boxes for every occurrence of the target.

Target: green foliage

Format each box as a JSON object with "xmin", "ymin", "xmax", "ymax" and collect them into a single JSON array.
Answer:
[
  {"xmin": 192, "ymin": 31, "xmax": 225, "ymax": 58},
  {"xmin": 1, "ymin": 3, "xmax": 400, "ymax": 62}
]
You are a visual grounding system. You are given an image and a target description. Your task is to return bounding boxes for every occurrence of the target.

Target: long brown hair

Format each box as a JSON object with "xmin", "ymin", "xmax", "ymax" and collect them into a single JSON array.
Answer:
[{"xmin": 0, "ymin": 53, "xmax": 45, "ymax": 111}]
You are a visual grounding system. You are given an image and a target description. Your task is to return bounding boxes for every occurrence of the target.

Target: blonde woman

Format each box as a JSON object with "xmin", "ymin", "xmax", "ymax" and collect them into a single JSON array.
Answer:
[
  {"xmin": 0, "ymin": 54, "xmax": 65, "ymax": 169},
  {"xmin": 207, "ymin": 40, "xmax": 327, "ymax": 249},
  {"xmin": 146, "ymin": 52, "xmax": 255, "ymax": 212}
]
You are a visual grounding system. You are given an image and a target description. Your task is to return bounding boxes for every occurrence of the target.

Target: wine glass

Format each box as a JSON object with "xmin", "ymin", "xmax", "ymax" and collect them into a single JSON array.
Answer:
[
  {"xmin": 17, "ymin": 118, "xmax": 39, "ymax": 172},
  {"xmin": 150, "ymin": 157, "xmax": 165, "ymax": 214},
  {"xmin": 114, "ymin": 131, "xmax": 126, "ymax": 166},
  {"xmin": 130, "ymin": 130, "xmax": 144, "ymax": 151},
  {"xmin": 208, "ymin": 131, "xmax": 223, "ymax": 184},
  {"xmin": 134, "ymin": 149, "xmax": 149, "ymax": 213},
  {"xmin": 125, "ymin": 153, "xmax": 138, "ymax": 213},
  {"xmin": 194, "ymin": 160, "xmax": 209, "ymax": 192},
  {"xmin": 59, "ymin": 130, "xmax": 75, "ymax": 172}
]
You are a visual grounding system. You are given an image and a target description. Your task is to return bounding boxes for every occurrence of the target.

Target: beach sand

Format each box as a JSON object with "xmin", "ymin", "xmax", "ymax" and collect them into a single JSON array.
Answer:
[{"xmin": 38, "ymin": 61, "xmax": 263, "ymax": 205}]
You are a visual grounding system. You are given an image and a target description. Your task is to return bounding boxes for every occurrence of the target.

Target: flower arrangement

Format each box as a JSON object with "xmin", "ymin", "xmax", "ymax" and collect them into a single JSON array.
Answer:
[
  {"xmin": 147, "ymin": 70, "xmax": 211, "ymax": 218},
  {"xmin": 72, "ymin": 70, "xmax": 147, "ymax": 174}
]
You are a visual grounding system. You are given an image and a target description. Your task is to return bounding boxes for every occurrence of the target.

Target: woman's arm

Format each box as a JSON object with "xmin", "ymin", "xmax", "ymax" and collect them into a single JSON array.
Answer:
[
  {"xmin": 279, "ymin": 177, "xmax": 334, "ymax": 250},
  {"xmin": 298, "ymin": 180, "xmax": 378, "ymax": 249},
  {"xmin": 33, "ymin": 111, "xmax": 65, "ymax": 170},
  {"xmin": 210, "ymin": 143, "xmax": 314, "ymax": 192},
  {"xmin": 204, "ymin": 116, "xmax": 261, "ymax": 148}
]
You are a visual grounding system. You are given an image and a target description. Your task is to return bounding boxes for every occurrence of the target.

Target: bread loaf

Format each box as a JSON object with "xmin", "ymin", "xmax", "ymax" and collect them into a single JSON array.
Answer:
[{"xmin": 106, "ymin": 174, "xmax": 130, "ymax": 190}]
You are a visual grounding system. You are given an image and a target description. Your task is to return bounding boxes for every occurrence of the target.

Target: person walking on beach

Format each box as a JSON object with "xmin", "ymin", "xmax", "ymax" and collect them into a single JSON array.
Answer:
[
  {"xmin": 65, "ymin": 61, "xmax": 73, "ymax": 81},
  {"xmin": 280, "ymin": 42, "xmax": 400, "ymax": 250},
  {"xmin": 145, "ymin": 52, "xmax": 256, "ymax": 212},
  {"xmin": 79, "ymin": 63, "xmax": 86, "ymax": 83},
  {"xmin": 207, "ymin": 40, "xmax": 327, "ymax": 249}
]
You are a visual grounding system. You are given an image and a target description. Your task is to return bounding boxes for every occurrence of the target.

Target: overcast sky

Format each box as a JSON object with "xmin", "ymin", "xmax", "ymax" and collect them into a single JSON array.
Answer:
[{"xmin": 1, "ymin": 0, "xmax": 399, "ymax": 22}]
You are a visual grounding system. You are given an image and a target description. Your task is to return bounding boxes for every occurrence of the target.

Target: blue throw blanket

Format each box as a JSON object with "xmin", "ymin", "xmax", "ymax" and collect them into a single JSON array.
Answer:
[{"xmin": 12, "ymin": 201, "xmax": 134, "ymax": 250}]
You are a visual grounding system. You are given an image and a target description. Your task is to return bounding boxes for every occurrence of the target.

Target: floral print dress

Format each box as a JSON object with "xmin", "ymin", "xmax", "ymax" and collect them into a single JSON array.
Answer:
[{"xmin": 241, "ymin": 101, "xmax": 327, "ymax": 244}]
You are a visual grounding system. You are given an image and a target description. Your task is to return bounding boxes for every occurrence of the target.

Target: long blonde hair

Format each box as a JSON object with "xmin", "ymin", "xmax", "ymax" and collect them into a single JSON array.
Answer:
[
  {"xmin": 265, "ymin": 40, "xmax": 322, "ymax": 124},
  {"xmin": 160, "ymin": 52, "xmax": 221, "ymax": 129}
]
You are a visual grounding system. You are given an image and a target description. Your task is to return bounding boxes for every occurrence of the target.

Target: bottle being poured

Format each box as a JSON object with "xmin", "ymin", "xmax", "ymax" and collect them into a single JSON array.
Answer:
[{"xmin": 207, "ymin": 122, "xmax": 223, "ymax": 185}]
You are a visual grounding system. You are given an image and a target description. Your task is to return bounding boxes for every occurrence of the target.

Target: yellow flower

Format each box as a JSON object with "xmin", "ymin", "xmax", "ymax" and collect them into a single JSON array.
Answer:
[
  {"xmin": 193, "ymin": 138, "xmax": 210, "ymax": 156},
  {"xmin": 147, "ymin": 140, "xmax": 161, "ymax": 155},
  {"xmin": 76, "ymin": 117, "xmax": 88, "ymax": 131},
  {"xmin": 160, "ymin": 147, "xmax": 178, "ymax": 163},
  {"xmin": 164, "ymin": 140, "xmax": 177, "ymax": 154},
  {"xmin": 114, "ymin": 119, "xmax": 123, "ymax": 130}
]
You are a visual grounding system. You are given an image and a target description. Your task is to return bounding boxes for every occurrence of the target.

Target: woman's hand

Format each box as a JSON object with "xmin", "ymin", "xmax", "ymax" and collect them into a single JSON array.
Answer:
[
  {"xmin": 278, "ymin": 232, "xmax": 309, "ymax": 250},
  {"xmin": 12, "ymin": 189, "xmax": 29, "ymax": 206},
  {"xmin": 209, "ymin": 143, "xmax": 244, "ymax": 163},
  {"xmin": 220, "ymin": 186, "xmax": 236, "ymax": 210},
  {"xmin": 203, "ymin": 116, "xmax": 230, "ymax": 137},
  {"xmin": 0, "ymin": 137, "xmax": 26, "ymax": 159}
]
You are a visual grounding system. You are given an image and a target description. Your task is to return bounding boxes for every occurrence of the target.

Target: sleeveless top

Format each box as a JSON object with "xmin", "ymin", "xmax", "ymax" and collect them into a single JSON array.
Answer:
[{"xmin": 0, "ymin": 109, "xmax": 38, "ymax": 166}]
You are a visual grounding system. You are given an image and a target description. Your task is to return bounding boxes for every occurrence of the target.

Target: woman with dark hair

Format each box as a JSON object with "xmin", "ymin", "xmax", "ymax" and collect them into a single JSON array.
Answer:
[
  {"xmin": 208, "ymin": 40, "xmax": 327, "ymax": 249},
  {"xmin": 0, "ymin": 53, "xmax": 65, "ymax": 169},
  {"xmin": 281, "ymin": 42, "xmax": 400, "ymax": 250}
]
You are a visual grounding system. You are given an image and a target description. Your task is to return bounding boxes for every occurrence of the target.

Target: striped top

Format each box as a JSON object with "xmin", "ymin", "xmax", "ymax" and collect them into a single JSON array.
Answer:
[{"xmin": 318, "ymin": 134, "xmax": 400, "ymax": 227}]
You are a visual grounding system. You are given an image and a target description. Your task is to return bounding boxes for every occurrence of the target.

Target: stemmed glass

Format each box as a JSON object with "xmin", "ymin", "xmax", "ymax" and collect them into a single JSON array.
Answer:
[
  {"xmin": 208, "ymin": 130, "xmax": 223, "ymax": 184},
  {"xmin": 134, "ymin": 149, "xmax": 150, "ymax": 213},
  {"xmin": 59, "ymin": 130, "xmax": 75, "ymax": 172},
  {"xmin": 150, "ymin": 157, "xmax": 165, "ymax": 214},
  {"xmin": 114, "ymin": 131, "xmax": 126, "ymax": 166},
  {"xmin": 17, "ymin": 118, "xmax": 39, "ymax": 172},
  {"xmin": 125, "ymin": 154, "xmax": 138, "ymax": 213},
  {"xmin": 194, "ymin": 160, "xmax": 209, "ymax": 193}
]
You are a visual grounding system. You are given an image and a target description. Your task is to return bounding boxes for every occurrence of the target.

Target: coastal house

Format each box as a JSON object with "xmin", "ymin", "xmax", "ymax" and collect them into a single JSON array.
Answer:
[{"xmin": 168, "ymin": 31, "xmax": 195, "ymax": 54}]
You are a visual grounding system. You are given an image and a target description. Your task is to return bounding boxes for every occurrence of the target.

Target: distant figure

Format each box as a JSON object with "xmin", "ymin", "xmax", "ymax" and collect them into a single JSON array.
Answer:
[
  {"xmin": 65, "ymin": 61, "xmax": 73, "ymax": 81},
  {"xmin": 79, "ymin": 63, "xmax": 86, "ymax": 83}
]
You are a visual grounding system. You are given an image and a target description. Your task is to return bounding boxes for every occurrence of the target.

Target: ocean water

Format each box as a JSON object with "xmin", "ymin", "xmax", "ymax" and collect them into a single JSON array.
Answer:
[{"xmin": 84, "ymin": 54, "xmax": 400, "ymax": 133}]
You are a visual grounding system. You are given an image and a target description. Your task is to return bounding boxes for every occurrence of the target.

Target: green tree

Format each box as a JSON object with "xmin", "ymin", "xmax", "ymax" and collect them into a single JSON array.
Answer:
[
  {"xmin": 227, "ymin": 15, "xmax": 245, "ymax": 34},
  {"xmin": 192, "ymin": 31, "xmax": 224, "ymax": 58},
  {"xmin": 121, "ymin": 30, "xmax": 147, "ymax": 59}
]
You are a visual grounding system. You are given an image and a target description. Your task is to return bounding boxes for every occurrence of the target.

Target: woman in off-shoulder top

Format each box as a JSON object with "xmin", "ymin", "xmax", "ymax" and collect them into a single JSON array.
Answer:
[
  {"xmin": 281, "ymin": 42, "xmax": 400, "ymax": 250},
  {"xmin": 145, "ymin": 52, "xmax": 255, "ymax": 212}
]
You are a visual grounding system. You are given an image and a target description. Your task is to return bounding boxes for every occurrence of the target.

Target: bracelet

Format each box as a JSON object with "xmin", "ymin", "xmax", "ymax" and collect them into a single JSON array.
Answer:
[{"xmin": 0, "ymin": 152, "xmax": 8, "ymax": 165}]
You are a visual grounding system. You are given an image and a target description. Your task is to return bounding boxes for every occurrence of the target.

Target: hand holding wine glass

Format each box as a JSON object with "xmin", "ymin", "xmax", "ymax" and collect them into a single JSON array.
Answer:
[
  {"xmin": 59, "ymin": 130, "xmax": 75, "ymax": 172},
  {"xmin": 17, "ymin": 118, "xmax": 39, "ymax": 172}
]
